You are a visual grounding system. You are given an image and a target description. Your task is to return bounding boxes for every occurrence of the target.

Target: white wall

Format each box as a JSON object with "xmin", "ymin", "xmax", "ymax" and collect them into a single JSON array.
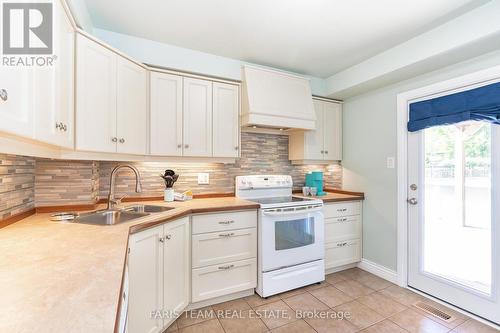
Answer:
[
  {"xmin": 343, "ymin": 49, "xmax": 500, "ymax": 271},
  {"xmin": 94, "ymin": 28, "xmax": 327, "ymax": 96},
  {"xmin": 65, "ymin": 0, "xmax": 94, "ymax": 33}
]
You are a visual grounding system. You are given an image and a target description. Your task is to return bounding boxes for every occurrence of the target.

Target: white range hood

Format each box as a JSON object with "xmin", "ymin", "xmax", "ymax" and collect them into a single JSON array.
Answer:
[{"xmin": 241, "ymin": 65, "xmax": 316, "ymax": 130}]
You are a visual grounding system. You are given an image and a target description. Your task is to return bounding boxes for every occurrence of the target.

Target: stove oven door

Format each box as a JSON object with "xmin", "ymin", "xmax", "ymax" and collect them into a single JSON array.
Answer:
[{"xmin": 260, "ymin": 206, "xmax": 324, "ymax": 272}]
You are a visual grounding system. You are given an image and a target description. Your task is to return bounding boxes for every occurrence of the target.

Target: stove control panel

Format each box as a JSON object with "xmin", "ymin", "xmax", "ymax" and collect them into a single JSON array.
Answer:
[{"xmin": 236, "ymin": 175, "xmax": 292, "ymax": 190}]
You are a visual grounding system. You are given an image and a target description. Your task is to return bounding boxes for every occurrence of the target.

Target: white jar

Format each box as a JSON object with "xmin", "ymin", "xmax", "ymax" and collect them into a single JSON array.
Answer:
[{"xmin": 164, "ymin": 188, "xmax": 174, "ymax": 202}]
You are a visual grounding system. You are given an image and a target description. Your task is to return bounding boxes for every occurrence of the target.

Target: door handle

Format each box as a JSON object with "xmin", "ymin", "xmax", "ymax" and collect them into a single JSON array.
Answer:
[{"xmin": 407, "ymin": 198, "xmax": 418, "ymax": 205}]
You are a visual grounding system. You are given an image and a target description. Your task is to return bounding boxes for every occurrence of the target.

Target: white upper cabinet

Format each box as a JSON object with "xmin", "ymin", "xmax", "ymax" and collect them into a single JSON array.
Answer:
[
  {"xmin": 323, "ymin": 101, "xmax": 342, "ymax": 161},
  {"xmin": 183, "ymin": 78, "xmax": 213, "ymax": 157},
  {"xmin": 213, "ymin": 82, "xmax": 239, "ymax": 158},
  {"xmin": 289, "ymin": 98, "xmax": 343, "ymax": 163},
  {"xmin": 150, "ymin": 72, "xmax": 183, "ymax": 156},
  {"xmin": 116, "ymin": 57, "xmax": 148, "ymax": 155},
  {"xmin": 76, "ymin": 33, "xmax": 148, "ymax": 155},
  {"xmin": 34, "ymin": 0, "xmax": 74, "ymax": 148},
  {"xmin": 0, "ymin": 64, "xmax": 34, "ymax": 139},
  {"xmin": 303, "ymin": 100, "xmax": 324, "ymax": 160},
  {"xmin": 76, "ymin": 34, "xmax": 117, "ymax": 153}
]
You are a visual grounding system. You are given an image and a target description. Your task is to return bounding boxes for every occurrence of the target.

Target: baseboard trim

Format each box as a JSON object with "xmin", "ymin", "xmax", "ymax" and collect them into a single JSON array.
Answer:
[
  {"xmin": 187, "ymin": 289, "xmax": 254, "ymax": 310},
  {"xmin": 325, "ymin": 263, "xmax": 358, "ymax": 275},
  {"xmin": 357, "ymin": 259, "xmax": 398, "ymax": 284}
]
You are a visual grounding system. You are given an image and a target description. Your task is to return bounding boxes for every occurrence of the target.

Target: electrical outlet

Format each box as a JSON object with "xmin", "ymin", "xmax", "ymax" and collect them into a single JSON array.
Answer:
[
  {"xmin": 387, "ymin": 157, "xmax": 395, "ymax": 169},
  {"xmin": 197, "ymin": 173, "xmax": 209, "ymax": 185}
]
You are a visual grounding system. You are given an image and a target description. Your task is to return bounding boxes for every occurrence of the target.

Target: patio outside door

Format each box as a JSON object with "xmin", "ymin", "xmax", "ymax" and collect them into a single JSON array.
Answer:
[{"xmin": 407, "ymin": 120, "xmax": 500, "ymax": 325}]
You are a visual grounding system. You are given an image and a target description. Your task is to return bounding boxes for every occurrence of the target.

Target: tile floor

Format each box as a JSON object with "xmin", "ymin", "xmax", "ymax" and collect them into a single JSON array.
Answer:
[{"xmin": 165, "ymin": 268, "xmax": 499, "ymax": 333}]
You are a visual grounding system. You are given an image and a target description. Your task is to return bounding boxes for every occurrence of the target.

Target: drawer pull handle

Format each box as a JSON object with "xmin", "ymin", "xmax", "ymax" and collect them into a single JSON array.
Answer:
[
  {"xmin": 337, "ymin": 242, "xmax": 348, "ymax": 247},
  {"xmin": 219, "ymin": 232, "xmax": 235, "ymax": 237},
  {"xmin": 218, "ymin": 220, "xmax": 235, "ymax": 225},
  {"xmin": 337, "ymin": 208, "xmax": 347, "ymax": 212},
  {"xmin": 218, "ymin": 264, "xmax": 235, "ymax": 270},
  {"xmin": 337, "ymin": 218, "xmax": 348, "ymax": 222},
  {"xmin": 0, "ymin": 89, "xmax": 7, "ymax": 101}
]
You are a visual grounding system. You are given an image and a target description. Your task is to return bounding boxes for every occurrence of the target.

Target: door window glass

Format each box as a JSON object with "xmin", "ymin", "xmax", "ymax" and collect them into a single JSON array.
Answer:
[{"xmin": 423, "ymin": 122, "xmax": 491, "ymax": 294}]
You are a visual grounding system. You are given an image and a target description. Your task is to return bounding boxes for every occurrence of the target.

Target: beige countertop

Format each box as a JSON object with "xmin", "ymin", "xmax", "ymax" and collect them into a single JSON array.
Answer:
[
  {"xmin": 0, "ymin": 191, "xmax": 363, "ymax": 333},
  {"xmin": 0, "ymin": 197, "xmax": 258, "ymax": 333}
]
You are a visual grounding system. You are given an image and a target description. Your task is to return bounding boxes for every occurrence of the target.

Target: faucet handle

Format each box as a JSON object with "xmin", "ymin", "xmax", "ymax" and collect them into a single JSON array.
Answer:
[{"xmin": 110, "ymin": 194, "xmax": 127, "ymax": 208}]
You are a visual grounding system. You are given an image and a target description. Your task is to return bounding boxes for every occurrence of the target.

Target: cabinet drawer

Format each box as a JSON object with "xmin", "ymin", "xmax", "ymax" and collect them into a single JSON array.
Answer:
[
  {"xmin": 325, "ymin": 215, "xmax": 361, "ymax": 243},
  {"xmin": 325, "ymin": 239, "xmax": 361, "ymax": 269},
  {"xmin": 323, "ymin": 201, "xmax": 361, "ymax": 218},
  {"xmin": 192, "ymin": 228, "xmax": 257, "ymax": 268},
  {"xmin": 192, "ymin": 258, "xmax": 257, "ymax": 302},
  {"xmin": 192, "ymin": 210, "xmax": 257, "ymax": 234}
]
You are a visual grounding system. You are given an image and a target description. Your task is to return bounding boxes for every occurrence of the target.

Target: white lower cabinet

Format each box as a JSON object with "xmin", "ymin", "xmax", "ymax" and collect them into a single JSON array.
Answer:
[
  {"xmin": 192, "ymin": 227, "xmax": 257, "ymax": 268},
  {"xmin": 128, "ymin": 217, "xmax": 190, "ymax": 333},
  {"xmin": 192, "ymin": 258, "xmax": 257, "ymax": 302},
  {"xmin": 191, "ymin": 210, "xmax": 258, "ymax": 303},
  {"xmin": 325, "ymin": 239, "xmax": 361, "ymax": 268},
  {"xmin": 324, "ymin": 201, "xmax": 363, "ymax": 270}
]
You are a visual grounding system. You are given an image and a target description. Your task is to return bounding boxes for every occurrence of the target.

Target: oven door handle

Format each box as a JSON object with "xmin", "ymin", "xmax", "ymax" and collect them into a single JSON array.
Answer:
[{"xmin": 262, "ymin": 207, "xmax": 323, "ymax": 216}]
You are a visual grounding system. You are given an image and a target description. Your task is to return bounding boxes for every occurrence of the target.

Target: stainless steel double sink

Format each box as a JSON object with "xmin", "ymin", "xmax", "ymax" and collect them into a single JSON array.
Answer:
[{"xmin": 73, "ymin": 205, "xmax": 174, "ymax": 226}]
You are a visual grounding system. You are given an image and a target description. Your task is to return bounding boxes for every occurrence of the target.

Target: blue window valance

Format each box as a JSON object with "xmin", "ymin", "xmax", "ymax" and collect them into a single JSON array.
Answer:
[{"xmin": 407, "ymin": 82, "xmax": 500, "ymax": 132}]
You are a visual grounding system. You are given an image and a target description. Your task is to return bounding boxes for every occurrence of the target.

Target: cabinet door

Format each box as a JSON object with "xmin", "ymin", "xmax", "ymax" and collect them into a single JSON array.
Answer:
[
  {"xmin": 75, "ymin": 34, "xmax": 117, "ymax": 153},
  {"xmin": 213, "ymin": 82, "xmax": 239, "ymax": 157},
  {"xmin": 128, "ymin": 225, "xmax": 164, "ymax": 333},
  {"xmin": 323, "ymin": 101, "xmax": 342, "ymax": 160},
  {"xmin": 163, "ymin": 217, "xmax": 190, "ymax": 328},
  {"xmin": 34, "ymin": 0, "xmax": 74, "ymax": 148},
  {"xmin": 116, "ymin": 56, "xmax": 147, "ymax": 154},
  {"xmin": 150, "ymin": 72, "xmax": 183, "ymax": 156},
  {"xmin": 183, "ymin": 78, "xmax": 212, "ymax": 157},
  {"xmin": 303, "ymin": 99, "xmax": 324, "ymax": 160},
  {"xmin": 0, "ymin": 66, "xmax": 33, "ymax": 138}
]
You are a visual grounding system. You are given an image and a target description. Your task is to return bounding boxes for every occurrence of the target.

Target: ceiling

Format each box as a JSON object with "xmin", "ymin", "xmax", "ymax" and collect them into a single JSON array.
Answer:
[{"xmin": 84, "ymin": 0, "xmax": 489, "ymax": 78}]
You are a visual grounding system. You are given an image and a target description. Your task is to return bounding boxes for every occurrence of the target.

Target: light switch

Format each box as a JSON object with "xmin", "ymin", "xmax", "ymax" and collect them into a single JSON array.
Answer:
[
  {"xmin": 198, "ymin": 173, "xmax": 209, "ymax": 185},
  {"xmin": 387, "ymin": 157, "xmax": 395, "ymax": 169}
]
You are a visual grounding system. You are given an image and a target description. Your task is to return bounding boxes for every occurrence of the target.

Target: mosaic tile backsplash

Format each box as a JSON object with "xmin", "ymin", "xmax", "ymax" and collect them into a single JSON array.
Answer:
[{"xmin": 0, "ymin": 133, "xmax": 342, "ymax": 220}]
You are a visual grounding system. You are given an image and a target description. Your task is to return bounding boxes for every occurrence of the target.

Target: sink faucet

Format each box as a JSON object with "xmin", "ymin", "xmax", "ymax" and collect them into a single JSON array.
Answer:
[{"xmin": 107, "ymin": 164, "xmax": 142, "ymax": 210}]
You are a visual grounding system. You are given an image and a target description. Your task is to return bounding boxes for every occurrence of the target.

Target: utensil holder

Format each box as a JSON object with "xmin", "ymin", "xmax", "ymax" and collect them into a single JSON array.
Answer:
[{"xmin": 164, "ymin": 188, "xmax": 174, "ymax": 202}]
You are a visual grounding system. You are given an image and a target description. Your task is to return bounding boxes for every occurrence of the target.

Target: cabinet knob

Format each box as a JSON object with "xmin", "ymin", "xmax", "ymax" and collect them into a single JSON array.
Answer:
[
  {"xmin": 111, "ymin": 137, "xmax": 118, "ymax": 143},
  {"xmin": 165, "ymin": 234, "xmax": 172, "ymax": 240},
  {"xmin": 320, "ymin": 150, "xmax": 324, "ymax": 154},
  {"xmin": 177, "ymin": 144, "xmax": 182, "ymax": 148},
  {"xmin": 234, "ymin": 146, "xmax": 239, "ymax": 150},
  {"xmin": 62, "ymin": 123, "xmax": 67, "ymax": 132},
  {"xmin": 119, "ymin": 138, "xmax": 125, "ymax": 143},
  {"xmin": 184, "ymin": 144, "xmax": 189, "ymax": 149},
  {"xmin": 0, "ymin": 89, "xmax": 7, "ymax": 101},
  {"xmin": 55, "ymin": 122, "xmax": 62, "ymax": 130},
  {"xmin": 218, "ymin": 264, "xmax": 235, "ymax": 270},
  {"xmin": 159, "ymin": 237, "xmax": 164, "ymax": 243},
  {"xmin": 324, "ymin": 150, "xmax": 328, "ymax": 154}
]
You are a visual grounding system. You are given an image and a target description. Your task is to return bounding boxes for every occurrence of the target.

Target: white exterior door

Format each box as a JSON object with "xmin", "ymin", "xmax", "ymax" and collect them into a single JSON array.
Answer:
[
  {"xmin": 183, "ymin": 78, "xmax": 213, "ymax": 157},
  {"xmin": 213, "ymin": 82, "xmax": 239, "ymax": 157},
  {"xmin": 128, "ymin": 225, "xmax": 164, "ymax": 333},
  {"xmin": 116, "ymin": 57, "xmax": 147, "ymax": 155},
  {"xmin": 162, "ymin": 218, "xmax": 190, "ymax": 328},
  {"xmin": 0, "ymin": 66, "xmax": 33, "ymax": 138},
  {"xmin": 304, "ymin": 100, "xmax": 324, "ymax": 160},
  {"xmin": 34, "ymin": 0, "xmax": 74, "ymax": 148},
  {"xmin": 150, "ymin": 72, "xmax": 183, "ymax": 156},
  {"xmin": 323, "ymin": 101, "xmax": 342, "ymax": 161},
  {"xmin": 408, "ymin": 121, "xmax": 500, "ymax": 324},
  {"xmin": 75, "ymin": 34, "xmax": 117, "ymax": 153}
]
